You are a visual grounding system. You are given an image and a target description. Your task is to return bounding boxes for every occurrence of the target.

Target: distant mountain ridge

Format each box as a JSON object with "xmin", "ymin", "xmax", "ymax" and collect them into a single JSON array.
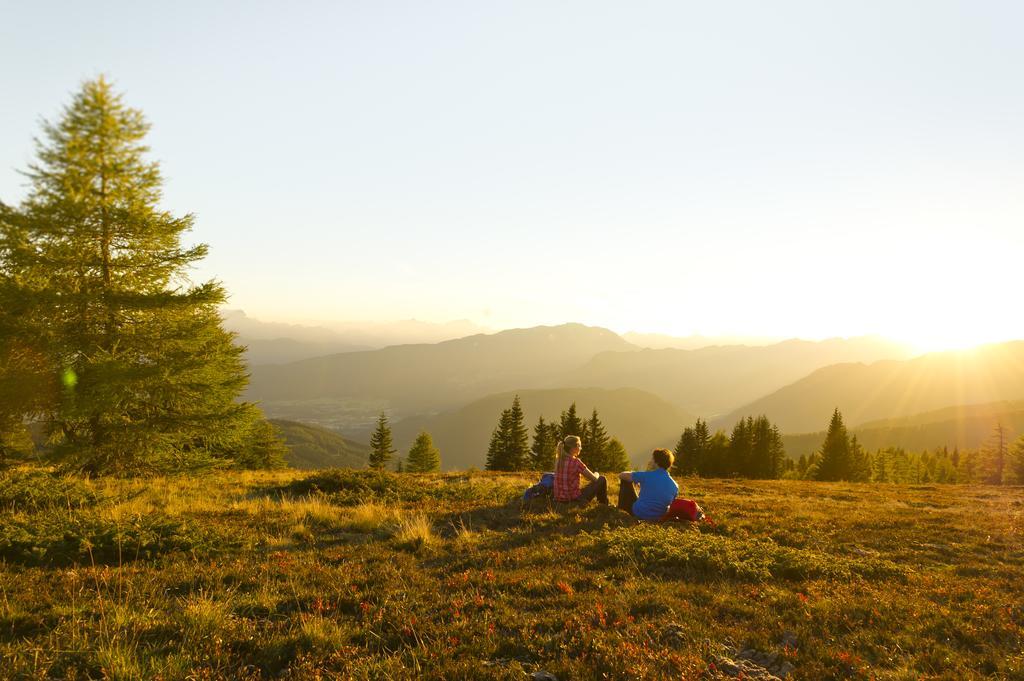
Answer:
[
  {"xmin": 222, "ymin": 310, "xmax": 491, "ymax": 365},
  {"xmin": 248, "ymin": 324, "xmax": 637, "ymax": 420},
  {"xmin": 622, "ymin": 331, "xmax": 786, "ymax": 350},
  {"xmin": 719, "ymin": 342, "xmax": 1024, "ymax": 433},
  {"xmin": 567, "ymin": 336, "xmax": 914, "ymax": 416}
]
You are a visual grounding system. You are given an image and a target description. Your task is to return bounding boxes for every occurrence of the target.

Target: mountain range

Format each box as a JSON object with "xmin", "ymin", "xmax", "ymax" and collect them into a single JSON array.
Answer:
[
  {"xmin": 567, "ymin": 336, "xmax": 913, "ymax": 416},
  {"xmin": 716, "ymin": 342, "xmax": 1024, "ymax": 433},
  {"xmin": 782, "ymin": 400, "xmax": 1024, "ymax": 458},
  {"xmin": 247, "ymin": 324, "xmax": 634, "ymax": 419},
  {"xmin": 239, "ymin": 321, "xmax": 1024, "ymax": 469},
  {"xmin": 222, "ymin": 310, "xmax": 490, "ymax": 365}
]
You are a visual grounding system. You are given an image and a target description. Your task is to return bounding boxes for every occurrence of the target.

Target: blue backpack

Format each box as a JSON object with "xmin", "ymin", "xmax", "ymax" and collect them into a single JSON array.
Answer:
[{"xmin": 522, "ymin": 472, "xmax": 555, "ymax": 500}]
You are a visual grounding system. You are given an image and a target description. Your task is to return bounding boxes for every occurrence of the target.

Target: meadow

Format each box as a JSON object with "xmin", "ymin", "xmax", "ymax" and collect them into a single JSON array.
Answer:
[{"xmin": 0, "ymin": 468, "xmax": 1021, "ymax": 680}]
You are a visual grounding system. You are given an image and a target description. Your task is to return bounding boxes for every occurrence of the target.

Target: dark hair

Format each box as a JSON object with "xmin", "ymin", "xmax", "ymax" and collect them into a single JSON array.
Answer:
[{"xmin": 652, "ymin": 448, "xmax": 674, "ymax": 470}]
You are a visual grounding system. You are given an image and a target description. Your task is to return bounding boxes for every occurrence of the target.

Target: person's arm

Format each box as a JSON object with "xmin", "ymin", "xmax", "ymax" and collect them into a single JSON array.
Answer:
[
  {"xmin": 618, "ymin": 471, "xmax": 633, "ymax": 482},
  {"xmin": 580, "ymin": 461, "xmax": 599, "ymax": 483}
]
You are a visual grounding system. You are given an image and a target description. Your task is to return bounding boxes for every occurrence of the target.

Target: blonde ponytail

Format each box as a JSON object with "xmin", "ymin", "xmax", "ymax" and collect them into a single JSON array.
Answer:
[{"xmin": 556, "ymin": 435, "xmax": 581, "ymax": 469}]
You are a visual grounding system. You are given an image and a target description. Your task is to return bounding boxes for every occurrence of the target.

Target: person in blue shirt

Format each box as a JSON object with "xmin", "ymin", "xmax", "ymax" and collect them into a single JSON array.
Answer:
[{"xmin": 617, "ymin": 448, "xmax": 679, "ymax": 520}]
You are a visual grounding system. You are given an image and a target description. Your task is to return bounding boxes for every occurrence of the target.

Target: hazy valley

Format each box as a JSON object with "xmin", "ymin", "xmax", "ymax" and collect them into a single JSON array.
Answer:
[{"xmin": 239, "ymin": 320, "xmax": 1024, "ymax": 471}]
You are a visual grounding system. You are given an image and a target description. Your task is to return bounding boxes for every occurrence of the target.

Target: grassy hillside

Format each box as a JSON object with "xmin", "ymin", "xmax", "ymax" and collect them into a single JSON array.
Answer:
[
  {"xmin": 717, "ymin": 341, "xmax": 1024, "ymax": 433},
  {"xmin": 373, "ymin": 387, "xmax": 694, "ymax": 471},
  {"xmin": 271, "ymin": 419, "xmax": 370, "ymax": 469},
  {"xmin": 569, "ymin": 336, "xmax": 913, "ymax": 416},
  {"xmin": 248, "ymin": 324, "xmax": 636, "ymax": 422},
  {"xmin": 1, "ymin": 467, "xmax": 1020, "ymax": 679},
  {"xmin": 783, "ymin": 400, "xmax": 1024, "ymax": 458}
]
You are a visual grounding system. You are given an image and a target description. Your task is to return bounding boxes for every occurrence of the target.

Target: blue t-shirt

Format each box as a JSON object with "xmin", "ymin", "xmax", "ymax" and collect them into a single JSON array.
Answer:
[{"xmin": 630, "ymin": 468, "xmax": 679, "ymax": 520}]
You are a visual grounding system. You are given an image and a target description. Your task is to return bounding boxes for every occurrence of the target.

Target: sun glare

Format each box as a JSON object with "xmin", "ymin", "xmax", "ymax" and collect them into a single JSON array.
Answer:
[{"xmin": 900, "ymin": 330, "xmax": 1007, "ymax": 355}]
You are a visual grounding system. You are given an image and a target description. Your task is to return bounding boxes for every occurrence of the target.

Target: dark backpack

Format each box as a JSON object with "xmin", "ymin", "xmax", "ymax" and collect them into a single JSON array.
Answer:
[{"xmin": 522, "ymin": 472, "xmax": 555, "ymax": 501}]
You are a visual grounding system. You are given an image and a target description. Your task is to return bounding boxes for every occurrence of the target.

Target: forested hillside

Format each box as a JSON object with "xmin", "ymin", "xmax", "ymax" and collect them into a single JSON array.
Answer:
[{"xmin": 270, "ymin": 420, "xmax": 369, "ymax": 469}]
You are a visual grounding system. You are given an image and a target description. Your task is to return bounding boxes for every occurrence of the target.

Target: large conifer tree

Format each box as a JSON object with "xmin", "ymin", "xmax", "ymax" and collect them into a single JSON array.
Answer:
[
  {"xmin": 529, "ymin": 415, "xmax": 556, "ymax": 470},
  {"xmin": 485, "ymin": 395, "xmax": 529, "ymax": 471},
  {"xmin": 673, "ymin": 426, "xmax": 697, "ymax": 475},
  {"xmin": 485, "ymin": 416, "xmax": 508, "ymax": 471},
  {"xmin": 728, "ymin": 417, "xmax": 753, "ymax": 477},
  {"xmin": 1, "ymin": 78, "xmax": 283, "ymax": 473},
  {"xmin": 581, "ymin": 408, "xmax": 609, "ymax": 470},
  {"xmin": 369, "ymin": 412, "xmax": 396, "ymax": 470},
  {"xmin": 558, "ymin": 402, "xmax": 583, "ymax": 440},
  {"xmin": 1, "ymin": 203, "xmax": 58, "ymax": 462},
  {"xmin": 815, "ymin": 408, "xmax": 852, "ymax": 481}
]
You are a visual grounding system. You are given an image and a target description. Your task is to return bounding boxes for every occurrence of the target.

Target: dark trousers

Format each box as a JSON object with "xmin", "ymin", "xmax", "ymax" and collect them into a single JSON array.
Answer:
[
  {"xmin": 617, "ymin": 480, "xmax": 638, "ymax": 514},
  {"xmin": 578, "ymin": 475, "xmax": 609, "ymax": 505}
]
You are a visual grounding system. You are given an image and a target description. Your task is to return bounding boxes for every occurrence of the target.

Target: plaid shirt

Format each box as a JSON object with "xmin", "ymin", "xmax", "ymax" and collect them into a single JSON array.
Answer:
[{"xmin": 554, "ymin": 456, "xmax": 587, "ymax": 501}]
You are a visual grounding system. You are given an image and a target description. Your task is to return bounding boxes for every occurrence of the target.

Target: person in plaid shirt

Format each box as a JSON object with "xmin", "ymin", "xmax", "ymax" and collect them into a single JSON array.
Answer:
[{"xmin": 553, "ymin": 435, "xmax": 609, "ymax": 504}]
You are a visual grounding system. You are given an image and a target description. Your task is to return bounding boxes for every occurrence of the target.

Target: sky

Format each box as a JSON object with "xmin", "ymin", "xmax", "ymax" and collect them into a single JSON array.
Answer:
[{"xmin": 2, "ymin": 1, "xmax": 1023, "ymax": 351}]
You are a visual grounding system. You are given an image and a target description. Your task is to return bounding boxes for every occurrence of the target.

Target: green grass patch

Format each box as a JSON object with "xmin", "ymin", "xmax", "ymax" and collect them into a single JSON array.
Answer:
[
  {"xmin": 0, "ymin": 511, "xmax": 229, "ymax": 566},
  {"xmin": 593, "ymin": 524, "xmax": 908, "ymax": 582},
  {"xmin": 0, "ymin": 469, "xmax": 99, "ymax": 511}
]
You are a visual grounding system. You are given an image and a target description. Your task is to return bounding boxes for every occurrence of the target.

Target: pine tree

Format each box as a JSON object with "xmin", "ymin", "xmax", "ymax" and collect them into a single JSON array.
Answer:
[
  {"xmin": 405, "ymin": 431, "xmax": 441, "ymax": 473},
  {"xmin": 1009, "ymin": 436, "xmax": 1024, "ymax": 484},
  {"xmin": 505, "ymin": 395, "xmax": 529, "ymax": 470},
  {"xmin": 815, "ymin": 408, "xmax": 852, "ymax": 481},
  {"xmin": 559, "ymin": 402, "xmax": 583, "ymax": 439},
  {"xmin": 369, "ymin": 412, "xmax": 396, "ymax": 470},
  {"xmin": 957, "ymin": 448, "xmax": 978, "ymax": 483},
  {"xmin": 1, "ymin": 203, "xmax": 56, "ymax": 463},
  {"xmin": 529, "ymin": 415, "xmax": 556, "ymax": 471},
  {"xmin": 485, "ymin": 396, "xmax": 529, "ymax": 471},
  {"xmin": 982, "ymin": 423, "xmax": 1008, "ymax": 485},
  {"xmin": 673, "ymin": 426, "xmax": 698, "ymax": 475},
  {"xmin": 728, "ymin": 417, "xmax": 753, "ymax": 477},
  {"xmin": 707, "ymin": 430, "xmax": 730, "ymax": 477},
  {"xmin": 848, "ymin": 435, "xmax": 871, "ymax": 482},
  {"xmin": 803, "ymin": 451, "xmax": 822, "ymax": 480},
  {"xmin": 604, "ymin": 437, "xmax": 631, "ymax": 471},
  {"xmin": 872, "ymin": 448, "xmax": 889, "ymax": 482},
  {"xmin": 485, "ymin": 418, "xmax": 507, "ymax": 471},
  {"xmin": 748, "ymin": 416, "xmax": 772, "ymax": 478},
  {"xmin": 890, "ymin": 447, "xmax": 911, "ymax": 482},
  {"xmin": 581, "ymin": 408, "xmax": 609, "ymax": 470},
  {"xmin": 1, "ymin": 78, "xmax": 283, "ymax": 473}
]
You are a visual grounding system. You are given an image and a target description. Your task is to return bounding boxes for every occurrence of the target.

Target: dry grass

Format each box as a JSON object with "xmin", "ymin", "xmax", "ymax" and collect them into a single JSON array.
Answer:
[
  {"xmin": 394, "ymin": 512, "xmax": 436, "ymax": 550},
  {"xmin": 1, "ymin": 468, "xmax": 1021, "ymax": 679}
]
